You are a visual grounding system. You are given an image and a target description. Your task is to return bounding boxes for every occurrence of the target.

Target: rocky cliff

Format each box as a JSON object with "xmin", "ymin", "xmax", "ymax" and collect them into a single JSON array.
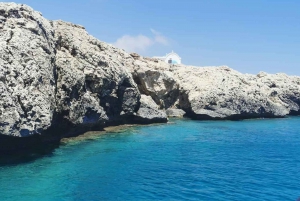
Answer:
[
  {"xmin": 0, "ymin": 3, "xmax": 300, "ymax": 152},
  {"xmin": 0, "ymin": 3, "xmax": 166, "ymax": 152},
  {"xmin": 128, "ymin": 54, "xmax": 300, "ymax": 119}
]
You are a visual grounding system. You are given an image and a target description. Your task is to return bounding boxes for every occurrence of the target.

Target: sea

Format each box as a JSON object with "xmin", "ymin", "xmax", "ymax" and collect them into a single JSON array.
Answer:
[{"xmin": 0, "ymin": 117, "xmax": 300, "ymax": 201}]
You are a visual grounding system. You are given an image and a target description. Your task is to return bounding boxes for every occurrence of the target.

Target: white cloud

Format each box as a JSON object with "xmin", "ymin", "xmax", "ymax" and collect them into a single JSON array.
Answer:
[
  {"xmin": 113, "ymin": 35, "xmax": 153, "ymax": 53},
  {"xmin": 113, "ymin": 29, "xmax": 169, "ymax": 53},
  {"xmin": 151, "ymin": 29, "xmax": 169, "ymax": 46}
]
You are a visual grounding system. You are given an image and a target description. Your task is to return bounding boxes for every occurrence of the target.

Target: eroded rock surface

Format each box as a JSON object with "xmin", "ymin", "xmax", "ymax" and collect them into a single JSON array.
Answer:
[
  {"xmin": 166, "ymin": 108, "xmax": 186, "ymax": 117},
  {"xmin": 129, "ymin": 55, "xmax": 179, "ymax": 109},
  {"xmin": 0, "ymin": 3, "xmax": 167, "ymax": 142},
  {"xmin": 173, "ymin": 66, "xmax": 300, "ymax": 119},
  {"xmin": 0, "ymin": 3, "xmax": 56, "ymax": 137},
  {"xmin": 0, "ymin": 2, "xmax": 300, "ymax": 150},
  {"xmin": 134, "ymin": 95, "xmax": 168, "ymax": 123},
  {"xmin": 53, "ymin": 20, "xmax": 142, "ymax": 132},
  {"xmin": 128, "ymin": 55, "xmax": 300, "ymax": 120}
]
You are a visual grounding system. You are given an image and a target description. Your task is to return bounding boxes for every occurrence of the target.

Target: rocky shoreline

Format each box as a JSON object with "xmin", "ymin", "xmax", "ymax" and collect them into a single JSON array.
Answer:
[{"xmin": 0, "ymin": 3, "xmax": 300, "ymax": 153}]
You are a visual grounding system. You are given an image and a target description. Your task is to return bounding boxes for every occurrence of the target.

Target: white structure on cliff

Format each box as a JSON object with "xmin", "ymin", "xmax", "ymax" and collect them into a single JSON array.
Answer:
[{"xmin": 153, "ymin": 51, "xmax": 181, "ymax": 64}]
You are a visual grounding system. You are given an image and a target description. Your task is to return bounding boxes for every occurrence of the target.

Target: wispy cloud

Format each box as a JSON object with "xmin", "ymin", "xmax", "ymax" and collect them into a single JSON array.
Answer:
[
  {"xmin": 113, "ymin": 29, "xmax": 169, "ymax": 53},
  {"xmin": 151, "ymin": 29, "xmax": 169, "ymax": 46},
  {"xmin": 113, "ymin": 35, "xmax": 153, "ymax": 53}
]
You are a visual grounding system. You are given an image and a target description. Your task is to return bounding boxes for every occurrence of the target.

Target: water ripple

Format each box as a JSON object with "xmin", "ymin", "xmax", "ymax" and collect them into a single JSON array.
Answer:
[{"xmin": 0, "ymin": 117, "xmax": 300, "ymax": 200}]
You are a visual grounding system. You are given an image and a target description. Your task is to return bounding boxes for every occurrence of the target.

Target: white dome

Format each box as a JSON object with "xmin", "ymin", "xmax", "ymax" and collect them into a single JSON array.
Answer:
[
  {"xmin": 164, "ymin": 51, "xmax": 181, "ymax": 64},
  {"xmin": 153, "ymin": 51, "xmax": 182, "ymax": 65}
]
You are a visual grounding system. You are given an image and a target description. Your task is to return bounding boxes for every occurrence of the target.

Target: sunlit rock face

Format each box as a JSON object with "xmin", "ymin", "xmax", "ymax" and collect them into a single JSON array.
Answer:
[
  {"xmin": 0, "ymin": 3, "xmax": 56, "ymax": 137},
  {"xmin": 0, "ymin": 3, "xmax": 167, "ymax": 140},
  {"xmin": 128, "ymin": 54, "xmax": 300, "ymax": 120},
  {"xmin": 173, "ymin": 66, "xmax": 300, "ymax": 119},
  {"xmin": 1, "ymin": 2, "xmax": 300, "ymax": 143},
  {"xmin": 53, "ymin": 20, "xmax": 141, "ymax": 129}
]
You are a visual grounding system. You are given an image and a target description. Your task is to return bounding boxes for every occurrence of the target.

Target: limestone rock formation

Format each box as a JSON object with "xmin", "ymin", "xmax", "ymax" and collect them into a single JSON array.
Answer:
[
  {"xmin": 0, "ymin": 3, "xmax": 167, "ymax": 142},
  {"xmin": 166, "ymin": 108, "xmax": 186, "ymax": 117},
  {"xmin": 0, "ymin": 2, "xmax": 300, "ymax": 151},
  {"xmin": 0, "ymin": 3, "xmax": 56, "ymax": 137},
  {"xmin": 128, "ymin": 54, "xmax": 300, "ymax": 120},
  {"xmin": 134, "ymin": 95, "xmax": 168, "ymax": 123},
  {"xmin": 53, "ymin": 20, "xmax": 142, "ymax": 132},
  {"xmin": 173, "ymin": 66, "xmax": 300, "ymax": 119},
  {"xmin": 129, "ymin": 55, "xmax": 179, "ymax": 109}
]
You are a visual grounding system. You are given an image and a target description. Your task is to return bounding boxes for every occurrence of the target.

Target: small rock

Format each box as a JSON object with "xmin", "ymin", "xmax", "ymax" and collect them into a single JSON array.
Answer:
[{"xmin": 166, "ymin": 108, "xmax": 186, "ymax": 117}]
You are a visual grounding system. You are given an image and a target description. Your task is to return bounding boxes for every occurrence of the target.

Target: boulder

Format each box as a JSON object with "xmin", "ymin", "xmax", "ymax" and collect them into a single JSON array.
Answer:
[
  {"xmin": 166, "ymin": 108, "xmax": 186, "ymax": 117},
  {"xmin": 134, "ymin": 95, "xmax": 168, "ymax": 123},
  {"xmin": 129, "ymin": 54, "xmax": 180, "ymax": 109}
]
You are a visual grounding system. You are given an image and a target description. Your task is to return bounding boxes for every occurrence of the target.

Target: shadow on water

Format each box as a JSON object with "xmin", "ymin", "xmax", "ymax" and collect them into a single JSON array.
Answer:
[
  {"xmin": 0, "ymin": 134, "xmax": 61, "ymax": 166},
  {"xmin": 0, "ymin": 120, "xmax": 108, "ymax": 166},
  {"xmin": 0, "ymin": 143, "xmax": 61, "ymax": 166},
  {"xmin": 0, "ymin": 123, "xmax": 129, "ymax": 166}
]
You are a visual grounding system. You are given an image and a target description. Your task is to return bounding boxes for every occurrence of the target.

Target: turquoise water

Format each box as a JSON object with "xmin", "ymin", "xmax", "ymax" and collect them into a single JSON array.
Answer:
[{"xmin": 1, "ymin": 117, "xmax": 300, "ymax": 201}]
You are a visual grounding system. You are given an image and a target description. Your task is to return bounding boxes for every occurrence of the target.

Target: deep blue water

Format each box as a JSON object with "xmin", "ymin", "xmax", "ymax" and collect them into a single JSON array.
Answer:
[{"xmin": 1, "ymin": 117, "xmax": 300, "ymax": 201}]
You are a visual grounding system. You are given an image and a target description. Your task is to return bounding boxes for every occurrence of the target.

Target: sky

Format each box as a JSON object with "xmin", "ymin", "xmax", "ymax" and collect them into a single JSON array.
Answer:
[{"xmin": 2, "ymin": 0, "xmax": 300, "ymax": 75}]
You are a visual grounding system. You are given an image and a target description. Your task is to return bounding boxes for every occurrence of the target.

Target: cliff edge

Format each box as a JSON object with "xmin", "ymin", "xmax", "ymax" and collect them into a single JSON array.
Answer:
[
  {"xmin": 0, "ymin": 3, "xmax": 299, "ymax": 152},
  {"xmin": 129, "ymin": 56, "xmax": 300, "ymax": 119}
]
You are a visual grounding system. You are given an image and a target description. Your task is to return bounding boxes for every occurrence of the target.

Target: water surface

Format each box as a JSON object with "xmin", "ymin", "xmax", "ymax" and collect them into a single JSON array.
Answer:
[{"xmin": 1, "ymin": 117, "xmax": 300, "ymax": 201}]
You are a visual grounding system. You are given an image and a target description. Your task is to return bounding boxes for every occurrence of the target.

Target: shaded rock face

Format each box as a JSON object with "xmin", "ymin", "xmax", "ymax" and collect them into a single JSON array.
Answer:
[{"xmin": 134, "ymin": 95, "xmax": 168, "ymax": 124}]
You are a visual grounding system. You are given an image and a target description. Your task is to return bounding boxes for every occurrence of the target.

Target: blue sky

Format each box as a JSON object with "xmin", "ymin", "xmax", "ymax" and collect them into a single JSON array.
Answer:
[{"xmin": 3, "ymin": 0, "xmax": 300, "ymax": 75}]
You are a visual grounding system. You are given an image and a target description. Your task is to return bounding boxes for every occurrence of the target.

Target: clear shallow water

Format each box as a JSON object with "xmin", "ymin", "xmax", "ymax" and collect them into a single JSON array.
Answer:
[{"xmin": 1, "ymin": 118, "xmax": 300, "ymax": 201}]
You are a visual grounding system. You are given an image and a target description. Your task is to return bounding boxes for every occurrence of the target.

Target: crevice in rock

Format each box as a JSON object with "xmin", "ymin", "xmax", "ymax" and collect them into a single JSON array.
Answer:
[
  {"xmin": 131, "ymin": 73, "xmax": 159, "ymax": 104},
  {"xmin": 23, "ymin": 78, "xmax": 33, "ymax": 87},
  {"xmin": 55, "ymin": 35, "xmax": 63, "ymax": 50},
  {"xmin": 98, "ymin": 60, "xmax": 108, "ymax": 67},
  {"xmin": 0, "ymin": 9, "xmax": 5, "ymax": 16},
  {"xmin": 70, "ymin": 46, "xmax": 77, "ymax": 57},
  {"xmin": 6, "ymin": 30, "xmax": 14, "ymax": 44},
  {"xmin": 8, "ymin": 9, "xmax": 21, "ymax": 18},
  {"xmin": 70, "ymin": 85, "xmax": 80, "ymax": 100},
  {"xmin": 17, "ymin": 95, "xmax": 28, "ymax": 118},
  {"xmin": 41, "ymin": 45, "xmax": 51, "ymax": 54},
  {"xmin": 85, "ymin": 79, "xmax": 92, "ymax": 92},
  {"xmin": 120, "ymin": 77, "xmax": 134, "ymax": 88},
  {"xmin": 38, "ymin": 21, "xmax": 49, "ymax": 41}
]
